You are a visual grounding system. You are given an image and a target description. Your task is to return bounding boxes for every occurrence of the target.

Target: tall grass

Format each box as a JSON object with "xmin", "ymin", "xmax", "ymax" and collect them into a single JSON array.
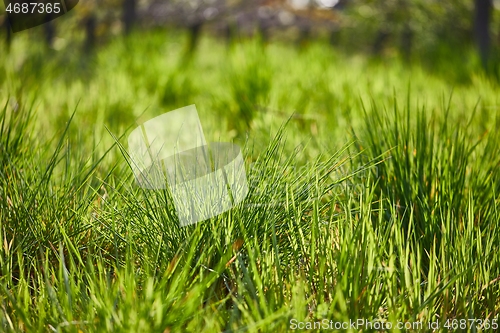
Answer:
[{"xmin": 1, "ymin": 29, "xmax": 499, "ymax": 332}]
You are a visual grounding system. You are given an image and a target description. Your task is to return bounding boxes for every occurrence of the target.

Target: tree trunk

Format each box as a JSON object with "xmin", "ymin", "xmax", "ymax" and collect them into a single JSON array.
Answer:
[
  {"xmin": 44, "ymin": 19, "xmax": 55, "ymax": 48},
  {"xmin": 258, "ymin": 19, "xmax": 269, "ymax": 43},
  {"xmin": 225, "ymin": 20, "xmax": 238, "ymax": 46},
  {"xmin": 4, "ymin": 17, "xmax": 11, "ymax": 52},
  {"xmin": 298, "ymin": 23, "xmax": 311, "ymax": 49},
  {"xmin": 474, "ymin": 0, "xmax": 492, "ymax": 68},
  {"xmin": 398, "ymin": 0, "xmax": 412, "ymax": 61},
  {"xmin": 372, "ymin": 29, "xmax": 390, "ymax": 55},
  {"xmin": 123, "ymin": 0, "xmax": 137, "ymax": 35},
  {"xmin": 84, "ymin": 16, "xmax": 96, "ymax": 53},
  {"xmin": 186, "ymin": 21, "xmax": 203, "ymax": 55},
  {"xmin": 400, "ymin": 23, "xmax": 413, "ymax": 61},
  {"xmin": 329, "ymin": 27, "xmax": 340, "ymax": 46}
]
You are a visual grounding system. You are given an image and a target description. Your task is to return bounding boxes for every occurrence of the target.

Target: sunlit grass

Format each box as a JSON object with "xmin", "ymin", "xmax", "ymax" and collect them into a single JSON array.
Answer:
[{"xmin": 1, "ymin": 30, "xmax": 499, "ymax": 332}]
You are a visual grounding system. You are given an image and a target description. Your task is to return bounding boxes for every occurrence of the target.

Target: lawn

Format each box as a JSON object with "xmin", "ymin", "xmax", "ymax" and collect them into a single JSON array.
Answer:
[{"xmin": 1, "ymin": 29, "xmax": 500, "ymax": 332}]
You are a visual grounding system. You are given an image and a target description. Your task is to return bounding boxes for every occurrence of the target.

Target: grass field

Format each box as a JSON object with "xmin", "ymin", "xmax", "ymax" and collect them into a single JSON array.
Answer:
[{"xmin": 1, "ymin": 29, "xmax": 500, "ymax": 332}]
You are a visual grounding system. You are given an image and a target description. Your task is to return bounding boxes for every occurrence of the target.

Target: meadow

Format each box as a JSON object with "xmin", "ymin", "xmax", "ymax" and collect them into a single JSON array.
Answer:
[{"xmin": 1, "ymin": 29, "xmax": 500, "ymax": 332}]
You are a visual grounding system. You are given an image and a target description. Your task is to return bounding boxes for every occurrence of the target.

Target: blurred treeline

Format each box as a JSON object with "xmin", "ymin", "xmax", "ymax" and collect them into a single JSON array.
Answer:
[{"xmin": 1, "ymin": 0, "xmax": 500, "ymax": 78}]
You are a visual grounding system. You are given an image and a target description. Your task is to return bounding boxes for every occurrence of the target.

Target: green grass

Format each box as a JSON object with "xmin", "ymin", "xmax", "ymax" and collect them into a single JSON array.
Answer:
[{"xmin": 1, "ymin": 28, "xmax": 500, "ymax": 332}]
